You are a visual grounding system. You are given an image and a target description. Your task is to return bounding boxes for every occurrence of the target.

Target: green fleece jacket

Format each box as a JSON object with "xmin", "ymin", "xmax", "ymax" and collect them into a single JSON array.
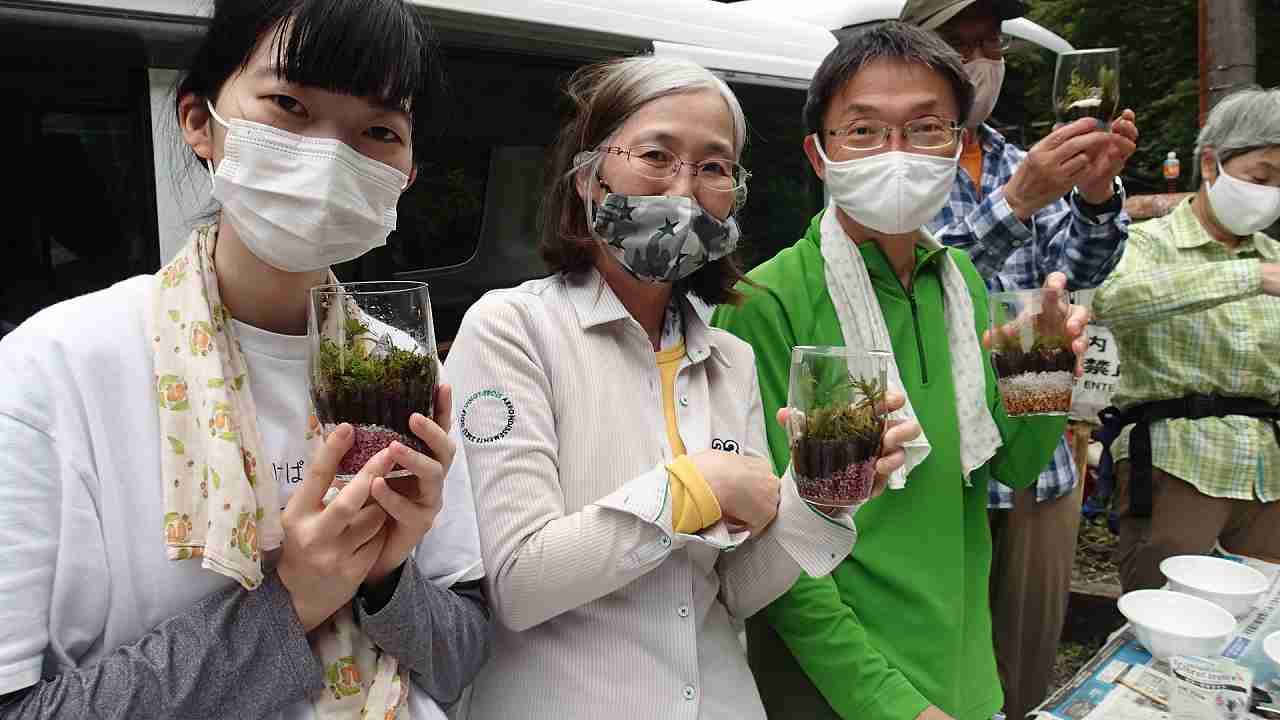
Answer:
[{"xmin": 712, "ymin": 211, "xmax": 1065, "ymax": 720}]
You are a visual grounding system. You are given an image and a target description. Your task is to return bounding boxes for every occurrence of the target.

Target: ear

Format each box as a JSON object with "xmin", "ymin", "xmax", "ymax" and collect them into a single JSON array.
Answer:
[
  {"xmin": 178, "ymin": 92, "xmax": 215, "ymax": 162},
  {"xmin": 404, "ymin": 165, "xmax": 418, "ymax": 191},
  {"xmin": 574, "ymin": 162, "xmax": 606, "ymax": 206},
  {"xmin": 803, "ymin": 134, "xmax": 827, "ymax": 182},
  {"xmin": 1200, "ymin": 146, "xmax": 1218, "ymax": 185}
]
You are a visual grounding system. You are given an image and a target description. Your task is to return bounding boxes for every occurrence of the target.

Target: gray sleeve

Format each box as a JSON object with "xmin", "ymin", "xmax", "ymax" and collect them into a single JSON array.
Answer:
[
  {"xmin": 0, "ymin": 572, "xmax": 323, "ymax": 720},
  {"xmin": 355, "ymin": 559, "xmax": 493, "ymax": 707}
]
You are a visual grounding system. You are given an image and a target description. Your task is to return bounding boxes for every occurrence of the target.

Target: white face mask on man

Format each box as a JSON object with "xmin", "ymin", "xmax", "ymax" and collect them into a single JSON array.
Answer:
[
  {"xmin": 205, "ymin": 101, "xmax": 409, "ymax": 273},
  {"xmin": 963, "ymin": 58, "xmax": 1005, "ymax": 128},
  {"xmin": 813, "ymin": 137, "xmax": 961, "ymax": 235},
  {"xmin": 1205, "ymin": 159, "xmax": 1280, "ymax": 237}
]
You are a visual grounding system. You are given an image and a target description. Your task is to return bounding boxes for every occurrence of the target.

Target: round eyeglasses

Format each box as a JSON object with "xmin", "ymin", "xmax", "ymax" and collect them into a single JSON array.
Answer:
[
  {"xmin": 824, "ymin": 116, "xmax": 962, "ymax": 153},
  {"xmin": 940, "ymin": 32, "xmax": 1012, "ymax": 59},
  {"xmin": 595, "ymin": 145, "xmax": 751, "ymax": 193}
]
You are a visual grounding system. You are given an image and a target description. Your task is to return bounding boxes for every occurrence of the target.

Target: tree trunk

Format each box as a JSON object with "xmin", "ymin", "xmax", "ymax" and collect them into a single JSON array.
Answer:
[{"xmin": 1201, "ymin": 0, "xmax": 1257, "ymax": 119}]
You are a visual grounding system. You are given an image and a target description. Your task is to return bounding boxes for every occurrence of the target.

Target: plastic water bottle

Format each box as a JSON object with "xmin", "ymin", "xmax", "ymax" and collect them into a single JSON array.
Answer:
[{"xmin": 1162, "ymin": 151, "xmax": 1180, "ymax": 193}]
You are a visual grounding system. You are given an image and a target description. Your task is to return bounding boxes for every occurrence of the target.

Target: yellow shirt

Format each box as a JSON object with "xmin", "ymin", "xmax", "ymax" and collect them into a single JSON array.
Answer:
[{"xmin": 657, "ymin": 340, "xmax": 722, "ymax": 533}]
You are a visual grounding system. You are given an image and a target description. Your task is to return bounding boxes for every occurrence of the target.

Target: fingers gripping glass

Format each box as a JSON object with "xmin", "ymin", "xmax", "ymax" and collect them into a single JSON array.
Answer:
[
  {"xmin": 598, "ymin": 145, "xmax": 751, "ymax": 193},
  {"xmin": 825, "ymin": 116, "xmax": 962, "ymax": 153}
]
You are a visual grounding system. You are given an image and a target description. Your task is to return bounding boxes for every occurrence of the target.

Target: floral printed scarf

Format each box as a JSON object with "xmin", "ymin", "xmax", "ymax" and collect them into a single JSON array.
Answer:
[{"xmin": 150, "ymin": 225, "xmax": 411, "ymax": 719}]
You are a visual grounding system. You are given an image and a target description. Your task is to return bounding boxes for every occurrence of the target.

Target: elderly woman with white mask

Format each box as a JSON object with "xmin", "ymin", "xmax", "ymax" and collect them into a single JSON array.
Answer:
[
  {"xmin": 1095, "ymin": 86, "xmax": 1280, "ymax": 593},
  {"xmin": 444, "ymin": 56, "xmax": 920, "ymax": 720}
]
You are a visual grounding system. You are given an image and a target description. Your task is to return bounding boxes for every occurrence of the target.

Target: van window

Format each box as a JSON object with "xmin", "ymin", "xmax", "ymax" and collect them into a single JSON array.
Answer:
[
  {"xmin": 334, "ymin": 50, "xmax": 575, "ymax": 341},
  {"xmin": 0, "ymin": 21, "xmax": 159, "ymax": 337},
  {"xmin": 730, "ymin": 82, "xmax": 826, "ymax": 268},
  {"xmin": 338, "ymin": 55, "xmax": 824, "ymax": 343}
]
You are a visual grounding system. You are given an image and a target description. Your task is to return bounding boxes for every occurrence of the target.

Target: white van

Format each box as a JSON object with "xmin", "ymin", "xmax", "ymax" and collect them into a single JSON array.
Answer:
[{"xmin": 0, "ymin": 0, "xmax": 838, "ymax": 342}]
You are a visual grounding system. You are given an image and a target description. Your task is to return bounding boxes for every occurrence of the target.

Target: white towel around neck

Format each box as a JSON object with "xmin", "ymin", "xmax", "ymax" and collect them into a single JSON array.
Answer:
[{"xmin": 818, "ymin": 202, "xmax": 1002, "ymax": 488}]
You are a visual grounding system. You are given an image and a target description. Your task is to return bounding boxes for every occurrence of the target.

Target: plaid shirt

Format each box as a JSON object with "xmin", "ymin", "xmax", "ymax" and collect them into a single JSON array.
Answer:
[
  {"xmin": 1093, "ymin": 198, "xmax": 1280, "ymax": 501},
  {"xmin": 924, "ymin": 124, "xmax": 1130, "ymax": 509}
]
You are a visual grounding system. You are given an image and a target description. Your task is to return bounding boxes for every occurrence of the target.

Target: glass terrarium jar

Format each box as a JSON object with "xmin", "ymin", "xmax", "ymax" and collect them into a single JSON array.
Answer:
[
  {"xmin": 786, "ymin": 346, "xmax": 890, "ymax": 508},
  {"xmin": 1053, "ymin": 48, "xmax": 1121, "ymax": 128},
  {"xmin": 308, "ymin": 280, "xmax": 438, "ymax": 480},
  {"xmin": 988, "ymin": 288, "xmax": 1078, "ymax": 417}
]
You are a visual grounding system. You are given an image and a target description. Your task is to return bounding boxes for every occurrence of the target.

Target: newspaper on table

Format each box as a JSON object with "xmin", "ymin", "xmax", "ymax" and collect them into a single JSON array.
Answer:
[{"xmin": 1033, "ymin": 549, "xmax": 1280, "ymax": 720}]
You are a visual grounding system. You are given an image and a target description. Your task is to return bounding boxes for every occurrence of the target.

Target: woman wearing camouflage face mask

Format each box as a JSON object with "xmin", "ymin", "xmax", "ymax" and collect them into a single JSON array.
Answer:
[{"xmin": 443, "ymin": 56, "xmax": 918, "ymax": 719}]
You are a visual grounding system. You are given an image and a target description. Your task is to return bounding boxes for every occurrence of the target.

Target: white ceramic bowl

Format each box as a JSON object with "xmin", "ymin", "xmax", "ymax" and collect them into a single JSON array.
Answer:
[
  {"xmin": 1265, "ymin": 630, "xmax": 1280, "ymax": 670},
  {"xmin": 1118, "ymin": 589, "xmax": 1236, "ymax": 660},
  {"xmin": 1160, "ymin": 555, "xmax": 1269, "ymax": 617}
]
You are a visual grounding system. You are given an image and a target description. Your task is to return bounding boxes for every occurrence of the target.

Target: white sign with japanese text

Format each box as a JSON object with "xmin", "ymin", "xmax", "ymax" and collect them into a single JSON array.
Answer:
[{"xmin": 1071, "ymin": 324, "xmax": 1122, "ymax": 425}]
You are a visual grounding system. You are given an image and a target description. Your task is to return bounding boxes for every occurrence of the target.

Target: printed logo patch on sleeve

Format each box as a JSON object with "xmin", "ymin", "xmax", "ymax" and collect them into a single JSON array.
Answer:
[
  {"xmin": 460, "ymin": 389, "xmax": 516, "ymax": 444},
  {"xmin": 711, "ymin": 438, "xmax": 740, "ymax": 454}
]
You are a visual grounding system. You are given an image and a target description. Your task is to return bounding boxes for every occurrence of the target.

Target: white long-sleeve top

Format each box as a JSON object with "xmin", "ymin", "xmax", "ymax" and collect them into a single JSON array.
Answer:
[{"xmin": 444, "ymin": 269, "xmax": 857, "ymax": 720}]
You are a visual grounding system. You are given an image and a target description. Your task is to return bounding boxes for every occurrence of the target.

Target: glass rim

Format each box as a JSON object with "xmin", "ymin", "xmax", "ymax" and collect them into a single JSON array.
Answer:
[
  {"xmin": 1057, "ymin": 47, "xmax": 1120, "ymax": 56},
  {"xmin": 310, "ymin": 280, "xmax": 429, "ymax": 297},
  {"xmin": 792, "ymin": 345, "xmax": 894, "ymax": 359},
  {"xmin": 988, "ymin": 288, "xmax": 1075, "ymax": 302}
]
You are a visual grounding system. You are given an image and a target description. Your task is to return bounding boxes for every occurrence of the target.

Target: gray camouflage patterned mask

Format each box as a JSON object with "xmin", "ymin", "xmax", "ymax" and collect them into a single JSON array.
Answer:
[{"xmin": 591, "ymin": 193, "xmax": 741, "ymax": 283}]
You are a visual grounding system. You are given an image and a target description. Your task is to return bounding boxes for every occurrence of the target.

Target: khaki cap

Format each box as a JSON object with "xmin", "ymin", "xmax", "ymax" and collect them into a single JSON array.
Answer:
[{"xmin": 899, "ymin": 0, "xmax": 1028, "ymax": 30}]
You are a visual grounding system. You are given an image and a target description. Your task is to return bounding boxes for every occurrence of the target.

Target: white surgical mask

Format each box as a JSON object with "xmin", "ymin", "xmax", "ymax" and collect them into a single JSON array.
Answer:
[
  {"xmin": 963, "ymin": 58, "xmax": 1005, "ymax": 128},
  {"xmin": 814, "ymin": 137, "xmax": 960, "ymax": 235},
  {"xmin": 1205, "ymin": 159, "xmax": 1280, "ymax": 236},
  {"xmin": 205, "ymin": 101, "xmax": 408, "ymax": 273}
]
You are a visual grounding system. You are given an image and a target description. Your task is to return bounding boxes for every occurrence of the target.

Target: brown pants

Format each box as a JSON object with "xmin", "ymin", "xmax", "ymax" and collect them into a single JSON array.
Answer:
[
  {"xmin": 1114, "ymin": 462, "xmax": 1280, "ymax": 592},
  {"xmin": 988, "ymin": 480, "xmax": 1084, "ymax": 720}
]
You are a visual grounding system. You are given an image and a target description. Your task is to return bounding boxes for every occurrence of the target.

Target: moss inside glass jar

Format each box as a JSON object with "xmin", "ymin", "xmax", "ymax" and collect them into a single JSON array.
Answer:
[
  {"xmin": 790, "ymin": 374, "xmax": 886, "ymax": 507},
  {"xmin": 312, "ymin": 317, "xmax": 438, "ymax": 476}
]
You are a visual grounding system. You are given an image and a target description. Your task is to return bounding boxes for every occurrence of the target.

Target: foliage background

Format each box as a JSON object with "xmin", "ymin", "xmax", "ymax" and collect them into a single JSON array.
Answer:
[
  {"xmin": 990, "ymin": 0, "xmax": 1280, "ymax": 193},
  {"xmin": 718, "ymin": 0, "xmax": 1280, "ymax": 193}
]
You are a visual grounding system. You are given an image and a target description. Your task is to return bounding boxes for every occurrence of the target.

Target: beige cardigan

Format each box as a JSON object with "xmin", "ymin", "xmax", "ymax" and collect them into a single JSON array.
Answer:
[{"xmin": 444, "ymin": 269, "xmax": 856, "ymax": 720}]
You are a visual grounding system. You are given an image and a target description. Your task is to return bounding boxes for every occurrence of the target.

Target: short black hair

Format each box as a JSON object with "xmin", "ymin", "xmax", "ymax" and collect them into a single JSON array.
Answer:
[
  {"xmin": 177, "ymin": 0, "xmax": 444, "ymax": 166},
  {"xmin": 803, "ymin": 20, "xmax": 973, "ymax": 138}
]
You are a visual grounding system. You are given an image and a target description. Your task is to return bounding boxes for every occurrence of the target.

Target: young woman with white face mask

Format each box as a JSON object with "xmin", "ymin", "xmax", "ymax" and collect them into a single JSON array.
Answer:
[{"xmin": 0, "ymin": 2, "xmax": 491, "ymax": 719}]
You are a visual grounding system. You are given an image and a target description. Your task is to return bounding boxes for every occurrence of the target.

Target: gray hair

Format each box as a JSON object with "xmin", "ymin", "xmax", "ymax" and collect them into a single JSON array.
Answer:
[
  {"xmin": 564, "ymin": 56, "xmax": 750, "ymax": 206},
  {"xmin": 804, "ymin": 20, "xmax": 974, "ymax": 138},
  {"xmin": 1194, "ymin": 87, "xmax": 1280, "ymax": 186},
  {"xmin": 612, "ymin": 56, "xmax": 747, "ymax": 156}
]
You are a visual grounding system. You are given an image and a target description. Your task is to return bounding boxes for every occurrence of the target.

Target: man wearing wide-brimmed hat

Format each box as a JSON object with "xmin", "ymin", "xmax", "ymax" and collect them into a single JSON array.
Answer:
[{"xmin": 901, "ymin": 1, "xmax": 1138, "ymax": 718}]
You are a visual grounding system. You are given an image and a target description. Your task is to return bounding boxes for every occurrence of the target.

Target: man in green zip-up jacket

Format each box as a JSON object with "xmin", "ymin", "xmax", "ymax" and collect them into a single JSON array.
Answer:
[{"xmin": 712, "ymin": 22, "xmax": 1076, "ymax": 720}]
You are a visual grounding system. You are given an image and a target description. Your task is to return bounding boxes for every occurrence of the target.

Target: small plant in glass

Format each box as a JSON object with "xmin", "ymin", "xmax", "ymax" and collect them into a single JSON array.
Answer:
[
  {"xmin": 989, "ymin": 289, "xmax": 1078, "ymax": 417},
  {"xmin": 309, "ymin": 281, "xmax": 438, "ymax": 480},
  {"xmin": 787, "ymin": 347, "xmax": 889, "ymax": 508},
  {"xmin": 1054, "ymin": 48, "xmax": 1120, "ymax": 128}
]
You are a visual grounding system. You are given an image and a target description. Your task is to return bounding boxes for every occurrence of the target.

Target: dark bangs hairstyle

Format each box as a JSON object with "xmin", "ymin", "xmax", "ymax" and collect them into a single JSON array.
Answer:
[
  {"xmin": 176, "ymin": 0, "xmax": 444, "ymax": 166},
  {"xmin": 539, "ymin": 58, "xmax": 749, "ymax": 306}
]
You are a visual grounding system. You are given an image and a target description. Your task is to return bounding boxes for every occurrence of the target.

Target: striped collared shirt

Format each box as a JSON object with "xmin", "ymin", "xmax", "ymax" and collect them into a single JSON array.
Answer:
[{"xmin": 445, "ymin": 270, "xmax": 856, "ymax": 719}]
